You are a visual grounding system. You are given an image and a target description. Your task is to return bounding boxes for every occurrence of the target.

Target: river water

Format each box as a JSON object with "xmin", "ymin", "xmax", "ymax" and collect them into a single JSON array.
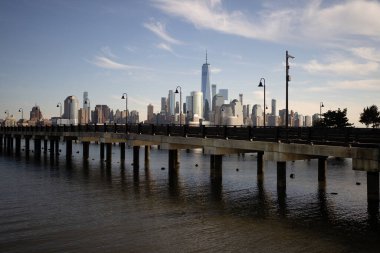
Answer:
[{"xmin": 0, "ymin": 141, "xmax": 379, "ymax": 252}]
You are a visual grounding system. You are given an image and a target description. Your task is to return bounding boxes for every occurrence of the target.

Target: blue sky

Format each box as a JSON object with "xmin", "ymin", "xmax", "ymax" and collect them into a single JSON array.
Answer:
[{"xmin": 1, "ymin": 0, "xmax": 379, "ymax": 125}]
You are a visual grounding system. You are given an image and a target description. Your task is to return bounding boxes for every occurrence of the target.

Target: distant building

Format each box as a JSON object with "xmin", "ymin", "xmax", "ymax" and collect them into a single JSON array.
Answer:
[
  {"xmin": 251, "ymin": 104, "xmax": 263, "ymax": 126},
  {"xmin": 128, "ymin": 110, "xmax": 139, "ymax": 124},
  {"xmin": 211, "ymin": 84, "xmax": 217, "ymax": 103},
  {"xmin": 147, "ymin": 104, "xmax": 154, "ymax": 123},
  {"xmin": 201, "ymin": 52, "xmax": 211, "ymax": 120},
  {"xmin": 168, "ymin": 90, "xmax": 175, "ymax": 116},
  {"xmin": 161, "ymin": 97, "xmax": 167, "ymax": 114},
  {"xmin": 219, "ymin": 89, "xmax": 229, "ymax": 101},
  {"xmin": 267, "ymin": 115, "xmax": 278, "ymax": 126},
  {"xmin": 29, "ymin": 105, "xmax": 43, "ymax": 122},
  {"xmin": 83, "ymin": 91, "xmax": 91, "ymax": 123},
  {"xmin": 271, "ymin": 99, "xmax": 277, "ymax": 116},
  {"xmin": 191, "ymin": 91, "xmax": 203, "ymax": 120},
  {"xmin": 63, "ymin": 96, "xmax": 79, "ymax": 125},
  {"xmin": 93, "ymin": 105, "xmax": 110, "ymax": 124},
  {"xmin": 305, "ymin": 115, "xmax": 312, "ymax": 127}
]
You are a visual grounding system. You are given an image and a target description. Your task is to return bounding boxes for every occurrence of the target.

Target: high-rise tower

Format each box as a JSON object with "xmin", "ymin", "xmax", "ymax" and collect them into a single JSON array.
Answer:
[{"xmin": 201, "ymin": 51, "xmax": 211, "ymax": 120}]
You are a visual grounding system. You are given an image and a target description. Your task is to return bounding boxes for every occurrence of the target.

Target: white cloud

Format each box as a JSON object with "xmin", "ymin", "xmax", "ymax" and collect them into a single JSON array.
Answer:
[
  {"xmin": 349, "ymin": 47, "xmax": 380, "ymax": 62},
  {"xmin": 210, "ymin": 67, "xmax": 221, "ymax": 74},
  {"xmin": 156, "ymin": 43, "xmax": 173, "ymax": 52},
  {"xmin": 333, "ymin": 79, "xmax": 380, "ymax": 91},
  {"xmin": 303, "ymin": 59, "xmax": 379, "ymax": 76},
  {"xmin": 143, "ymin": 20, "xmax": 183, "ymax": 45},
  {"xmin": 100, "ymin": 46, "xmax": 117, "ymax": 59},
  {"xmin": 307, "ymin": 79, "xmax": 380, "ymax": 92},
  {"xmin": 151, "ymin": 0, "xmax": 380, "ymax": 45},
  {"xmin": 90, "ymin": 56, "xmax": 146, "ymax": 70}
]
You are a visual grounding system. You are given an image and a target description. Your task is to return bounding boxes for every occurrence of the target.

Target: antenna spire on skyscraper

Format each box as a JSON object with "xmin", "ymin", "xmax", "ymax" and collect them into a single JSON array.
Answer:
[{"xmin": 206, "ymin": 50, "xmax": 208, "ymax": 64}]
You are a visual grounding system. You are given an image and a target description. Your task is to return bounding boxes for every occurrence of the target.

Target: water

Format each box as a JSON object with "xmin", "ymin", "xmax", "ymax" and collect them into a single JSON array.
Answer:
[{"xmin": 0, "ymin": 141, "xmax": 379, "ymax": 252}]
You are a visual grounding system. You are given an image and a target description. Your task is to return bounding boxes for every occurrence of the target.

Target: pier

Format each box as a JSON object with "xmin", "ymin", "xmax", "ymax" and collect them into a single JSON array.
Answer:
[{"xmin": 1, "ymin": 124, "xmax": 379, "ymax": 202}]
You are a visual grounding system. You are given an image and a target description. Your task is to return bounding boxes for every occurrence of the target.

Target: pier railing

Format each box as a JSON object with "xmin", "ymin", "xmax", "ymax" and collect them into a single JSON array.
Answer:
[{"xmin": 1, "ymin": 124, "xmax": 380, "ymax": 146}]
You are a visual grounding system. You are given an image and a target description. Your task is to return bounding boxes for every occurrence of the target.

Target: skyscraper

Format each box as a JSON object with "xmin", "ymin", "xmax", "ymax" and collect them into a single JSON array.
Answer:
[
  {"xmin": 271, "ymin": 99, "xmax": 277, "ymax": 116},
  {"xmin": 161, "ymin": 97, "xmax": 167, "ymax": 114},
  {"xmin": 147, "ymin": 104, "xmax": 154, "ymax": 123},
  {"xmin": 201, "ymin": 52, "xmax": 211, "ymax": 120},
  {"xmin": 168, "ymin": 90, "xmax": 175, "ymax": 116},
  {"xmin": 219, "ymin": 89, "xmax": 229, "ymax": 101},
  {"xmin": 63, "ymin": 95, "xmax": 79, "ymax": 125},
  {"xmin": 211, "ymin": 84, "xmax": 217, "ymax": 111},
  {"xmin": 191, "ymin": 91, "xmax": 203, "ymax": 118}
]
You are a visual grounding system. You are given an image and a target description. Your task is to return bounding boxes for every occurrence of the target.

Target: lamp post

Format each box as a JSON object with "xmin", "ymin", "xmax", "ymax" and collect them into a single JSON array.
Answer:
[
  {"xmin": 57, "ymin": 102, "xmax": 62, "ymax": 118},
  {"xmin": 175, "ymin": 86, "xmax": 182, "ymax": 126},
  {"xmin": 286, "ymin": 51, "xmax": 295, "ymax": 134},
  {"xmin": 18, "ymin": 108, "xmax": 23, "ymax": 121},
  {"xmin": 320, "ymin": 102, "xmax": 324, "ymax": 120},
  {"xmin": 258, "ymin": 78, "xmax": 266, "ymax": 127},
  {"xmin": 57, "ymin": 102, "xmax": 62, "ymax": 125},
  {"xmin": 121, "ymin": 93, "xmax": 128, "ymax": 125}
]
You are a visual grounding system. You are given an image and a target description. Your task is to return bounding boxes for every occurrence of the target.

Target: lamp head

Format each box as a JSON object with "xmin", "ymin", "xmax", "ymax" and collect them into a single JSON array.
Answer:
[
  {"xmin": 175, "ymin": 88, "xmax": 179, "ymax": 94},
  {"xmin": 321, "ymin": 103, "xmax": 324, "ymax": 107},
  {"xmin": 121, "ymin": 95, "xmax": 125, "ymax": 99},
  {"xmin": 258, "ymin": 81, "xmax": 263, "ymax": 87}
]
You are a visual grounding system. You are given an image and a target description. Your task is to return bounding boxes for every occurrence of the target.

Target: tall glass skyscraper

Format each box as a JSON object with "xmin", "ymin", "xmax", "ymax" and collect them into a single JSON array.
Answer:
[{"xmin": 201, "ymin": 52, "xmax": 211, "ymax": 120}]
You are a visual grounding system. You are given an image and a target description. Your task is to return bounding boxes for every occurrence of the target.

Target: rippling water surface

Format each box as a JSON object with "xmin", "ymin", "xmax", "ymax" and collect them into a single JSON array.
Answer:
[{"xmin": 0, "ymin": 141, "xmax": 379, "ymax": 252}]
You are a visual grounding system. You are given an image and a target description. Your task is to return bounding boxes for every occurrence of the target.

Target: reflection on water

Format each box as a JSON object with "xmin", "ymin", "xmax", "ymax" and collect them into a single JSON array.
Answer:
[{"xmin": 0, "ymin": 142, "xmax": 379, "ymax": 252}]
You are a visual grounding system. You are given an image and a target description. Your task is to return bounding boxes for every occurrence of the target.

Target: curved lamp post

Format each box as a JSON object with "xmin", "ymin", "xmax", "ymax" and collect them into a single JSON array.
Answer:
[
  {"xmin": 121, "ymin": 93, "xmax": 128, "ymax": 124},
  {"xmin": 320, "ymin": 102, "xmax": 324, "ymax": 119},
  {"xmin": 57, "ymin": 102, "xmax": 62, "ymax": 118},
  {"xmin": 18, "ymin": 108, "xmax": 23, "ymax": 121},
  {"xmin": 258, "ymin": 78, "xmax": 266, "ymax": 127},
  {"xmin": 175, "ymin": 86, "xmax": 182, "ymax": 126}
]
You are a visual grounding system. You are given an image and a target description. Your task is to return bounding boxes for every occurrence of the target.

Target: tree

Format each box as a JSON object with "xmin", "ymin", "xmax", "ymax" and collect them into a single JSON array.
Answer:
[
  {"xmin": 321, "ymin": 108, "xmax": 353, "ymax": 128},
  {"xmin": 359, "ymin": 105, "xmax": 380, "ymax": 128}
]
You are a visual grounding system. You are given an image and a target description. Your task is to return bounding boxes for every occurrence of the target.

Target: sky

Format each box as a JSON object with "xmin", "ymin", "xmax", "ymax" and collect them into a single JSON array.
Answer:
[{"xmin": 0, "ymin": 0, "xmax": 379, "ymax": 126}]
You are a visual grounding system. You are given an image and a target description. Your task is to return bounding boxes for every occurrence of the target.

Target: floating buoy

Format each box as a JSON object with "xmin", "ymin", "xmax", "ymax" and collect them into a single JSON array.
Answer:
[
  {"xmin": 236, "ymin": 168, "xmax": 239, "ymax": 171},
  {"xmin": 195, "ymin": 164, "xmax": 198, "ymax": 167},
  {"xmin": 330, "ymin": 192, "xmax": 338, "ymax": 195},
  {"xmin": 76, "ymin": 151, "xmax": 79, "ymax": 154},
  {"xmin": 290, "ymin": 173, "xmax": 295, "ymax": 179},
  {"xmin": 161, "ymin": 167, "xmax": 165, "ymax": 170},
  {"xmin": 356, "ymin": 182, "xmax": 361, "ymax": 185}
]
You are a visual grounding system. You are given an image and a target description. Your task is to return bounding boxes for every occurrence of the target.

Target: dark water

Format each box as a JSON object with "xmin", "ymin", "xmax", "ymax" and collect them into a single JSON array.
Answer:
[{"xmin": 0, "ymin": 141, "xmax": 379, "ymax": 253}]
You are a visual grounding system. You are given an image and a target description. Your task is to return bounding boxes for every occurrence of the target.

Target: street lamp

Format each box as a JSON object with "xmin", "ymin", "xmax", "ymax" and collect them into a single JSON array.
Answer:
[
  {"xmin": 258, "ymin": 78, "xmax": 266, "ymax": 127},
  {"xmin": 121, "ymin": 93, "xmax": 128, "ymax": 124},
  {"xmin": 320, "ymin": 102, "xmax": 324, "ymax": 120},
  {"xmin": 175, "ymin": 86, "xmax": 182, "ymax": 126},
  {"xmin": 57, "ymin": 102, "xmax": 62, "ymax": 118},
  {"xmin": 4, "ymin": 110, "xmax": 9, "ymax": 118},
  {"xmin": 18, "ymin": 108, "xmax": 23, "ymax": 121},
  {"xmin": 286, "ymin": 50, "xmax": 295, "ymax": 134}
]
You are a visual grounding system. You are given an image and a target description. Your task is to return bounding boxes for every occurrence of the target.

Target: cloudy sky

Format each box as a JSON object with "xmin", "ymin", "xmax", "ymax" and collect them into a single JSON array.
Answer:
[{"xmin": 1, "ymin": 0, "xmax": 379, "ymax": 125}]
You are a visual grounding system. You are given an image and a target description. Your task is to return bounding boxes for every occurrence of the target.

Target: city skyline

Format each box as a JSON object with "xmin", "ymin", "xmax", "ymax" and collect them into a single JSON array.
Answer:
[{"xmin": 1, "ymin": 0, "xmax": 380, "ymax": 126}]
